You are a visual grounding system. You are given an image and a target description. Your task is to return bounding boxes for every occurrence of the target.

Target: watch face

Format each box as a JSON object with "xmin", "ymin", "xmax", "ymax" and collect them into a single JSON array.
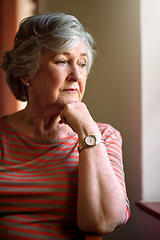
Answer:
[{"xmin": 85, "ymin": 135, "xmax": 96, "ymax": 146}]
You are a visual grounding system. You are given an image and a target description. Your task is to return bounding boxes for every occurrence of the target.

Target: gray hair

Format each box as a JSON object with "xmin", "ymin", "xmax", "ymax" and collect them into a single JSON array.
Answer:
[{"xmin": 1, "ymin": 12, "xmax": 95, "ymax": 101}]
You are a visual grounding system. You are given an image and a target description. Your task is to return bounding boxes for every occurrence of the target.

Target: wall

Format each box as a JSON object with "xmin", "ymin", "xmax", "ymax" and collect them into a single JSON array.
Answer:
[{"xmin": 39, "ymin": 0, "xmax": 160, "ymax": 239}]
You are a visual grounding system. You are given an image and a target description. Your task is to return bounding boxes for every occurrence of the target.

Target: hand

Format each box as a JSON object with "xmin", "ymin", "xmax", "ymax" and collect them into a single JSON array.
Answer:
[{"xmin": 59, "ymin": 102, "xmax": 99, "ymax": 139}]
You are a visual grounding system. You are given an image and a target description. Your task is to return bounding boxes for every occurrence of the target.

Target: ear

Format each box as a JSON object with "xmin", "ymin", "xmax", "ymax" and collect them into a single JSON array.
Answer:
[{"xmin": 19, "ymin": 75, "xmax": 31, "ymax": 86}]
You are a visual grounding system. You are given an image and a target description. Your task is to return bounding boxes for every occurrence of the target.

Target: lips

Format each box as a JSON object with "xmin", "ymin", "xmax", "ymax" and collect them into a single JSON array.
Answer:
[{"xmin": 62, "ymin": 88, "xmax": 78, "ymax": 93}]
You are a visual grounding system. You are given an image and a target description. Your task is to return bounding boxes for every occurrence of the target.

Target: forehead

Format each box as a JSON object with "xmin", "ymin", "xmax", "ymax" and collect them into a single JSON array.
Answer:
[
  {"xmin": 58, "ymin": 41, "xmax": 87, "ymax": 58},
  {"xmin": 41, "ymin": 41, "xmax": 87, "ymax": 58}
]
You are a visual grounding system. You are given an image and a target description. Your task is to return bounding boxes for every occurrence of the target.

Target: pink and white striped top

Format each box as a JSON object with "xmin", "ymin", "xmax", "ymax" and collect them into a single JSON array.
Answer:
[{"xmin": 0, "ymin": 117, "xmax": 130, "ymax": 240}]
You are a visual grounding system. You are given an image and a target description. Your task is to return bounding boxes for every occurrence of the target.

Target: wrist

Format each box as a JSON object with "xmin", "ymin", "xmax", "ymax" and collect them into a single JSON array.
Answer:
[
  {"xmin": 78, "ymin": 135, "xmax": 105, "ymax": 153},
  {"xmin": 77, "ymin": 122, "xmax": 102, "ymax": 142}
]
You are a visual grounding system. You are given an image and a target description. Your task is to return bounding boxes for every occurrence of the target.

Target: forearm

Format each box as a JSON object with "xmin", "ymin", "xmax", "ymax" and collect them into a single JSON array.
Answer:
[
  {"xmin": 77, "ymin": 143, "xmax": 126, "ymax": 234},
  {"xmin": 59, "ymin": 102, "xmax": 128, "ymax": 234}
]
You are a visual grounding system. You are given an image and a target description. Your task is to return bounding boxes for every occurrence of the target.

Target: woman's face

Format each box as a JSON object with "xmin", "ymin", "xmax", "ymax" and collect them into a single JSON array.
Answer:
[{"xmin": 27, "ymin": 41, "xmax": 88, "ymax": 114}]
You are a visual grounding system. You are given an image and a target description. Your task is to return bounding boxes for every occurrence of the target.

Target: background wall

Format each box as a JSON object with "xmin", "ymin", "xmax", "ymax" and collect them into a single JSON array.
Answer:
[{"xmin": 39, "ymin": 0, "xmax": 160, "ymax": 239}]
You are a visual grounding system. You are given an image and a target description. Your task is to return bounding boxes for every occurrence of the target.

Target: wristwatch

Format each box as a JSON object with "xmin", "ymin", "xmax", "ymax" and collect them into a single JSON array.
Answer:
[{"xmin": 78, "ymin": 135, "xmax": 104, "ymax": 153}]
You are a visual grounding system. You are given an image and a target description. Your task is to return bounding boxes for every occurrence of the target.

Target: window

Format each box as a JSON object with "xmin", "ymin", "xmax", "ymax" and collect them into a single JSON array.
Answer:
[{"xmin": 137, "ymin": 0, "xmax": 160, "ymax": 218}]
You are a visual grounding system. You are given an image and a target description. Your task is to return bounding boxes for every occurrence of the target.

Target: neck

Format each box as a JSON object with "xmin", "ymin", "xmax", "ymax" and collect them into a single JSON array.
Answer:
[{"xmin": 7, "ymin": 104, "xmax": 74, "ymax": 140}]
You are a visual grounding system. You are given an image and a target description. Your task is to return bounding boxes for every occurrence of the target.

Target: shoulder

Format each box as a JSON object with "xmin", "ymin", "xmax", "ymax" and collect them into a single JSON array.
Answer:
[
  {"xmin": 0, "ymin": 116, "xmax": 14, "ymax": 134},
  {"xmin": 96, "ymin": 122, "xmax": 121, "ymax": 136},
  {"xmin": 0, "ymin": 116, "xmax": 6, "ymax": 127},
  {"xmin": 96, "ymin": 122, "xmax": 122, "ymax": 144}
]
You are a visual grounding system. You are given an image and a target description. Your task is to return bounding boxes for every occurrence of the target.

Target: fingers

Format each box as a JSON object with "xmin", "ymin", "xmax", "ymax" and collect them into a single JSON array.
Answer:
[
  {"xmin": 59, "ymin": 116, "xmax": 68, "ymax": 124},
  {"xmin": 59, "ymin": 105, "xmax": 68, "ymax": 124},
  {"xmin": 59, "ymin": 102, "xmax": 94, "ymax": 134}
]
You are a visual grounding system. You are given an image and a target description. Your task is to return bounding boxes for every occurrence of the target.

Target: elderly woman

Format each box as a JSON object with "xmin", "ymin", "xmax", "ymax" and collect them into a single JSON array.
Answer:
[{"xmin": 0, "ymin": 12, "xmax": 130, "ymax": 240}]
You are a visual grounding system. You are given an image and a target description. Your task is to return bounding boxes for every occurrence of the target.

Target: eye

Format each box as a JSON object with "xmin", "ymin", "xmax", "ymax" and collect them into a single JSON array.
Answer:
[
  {"xmin": 78, "ymin": 59, "xmax": 87, "ymax": 68},
  {"xmin": 56, "ymin": 60, "xmax": 67, "ymax": 65}
]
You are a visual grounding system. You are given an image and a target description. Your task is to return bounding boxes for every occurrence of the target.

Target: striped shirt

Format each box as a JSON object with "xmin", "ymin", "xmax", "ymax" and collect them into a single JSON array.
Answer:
[{"xmin": 0, "ymin": 117, "xmax": 130, "ymax": 240}]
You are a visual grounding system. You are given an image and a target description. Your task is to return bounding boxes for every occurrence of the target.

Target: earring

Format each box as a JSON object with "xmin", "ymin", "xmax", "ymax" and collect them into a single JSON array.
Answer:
[{"xmin": 26, "ymin": 82, "xmax": 31, "ymax": 86}]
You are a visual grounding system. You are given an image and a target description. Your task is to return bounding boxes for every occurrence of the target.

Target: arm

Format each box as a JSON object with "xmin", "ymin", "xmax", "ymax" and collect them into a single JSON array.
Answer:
[{"xmin": 60, "ymin": 102, "xmax": 130, "ymax": 235}]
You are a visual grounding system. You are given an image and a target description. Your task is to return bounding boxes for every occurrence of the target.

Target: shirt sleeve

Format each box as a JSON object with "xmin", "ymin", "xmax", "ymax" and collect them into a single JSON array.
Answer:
[{"xmin": 99, "ymin": 123, "xmax": 130, "ymax": 226}]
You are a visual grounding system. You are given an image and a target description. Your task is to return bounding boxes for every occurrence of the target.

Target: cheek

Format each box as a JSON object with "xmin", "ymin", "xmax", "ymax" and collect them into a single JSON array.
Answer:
[
  {"xmin": 80, "ymin": 79, "xmax": 87, "ymax": 97},
  {"xmin": 46, "ymin": 71, "xmax": 64, "ymax": 89}
]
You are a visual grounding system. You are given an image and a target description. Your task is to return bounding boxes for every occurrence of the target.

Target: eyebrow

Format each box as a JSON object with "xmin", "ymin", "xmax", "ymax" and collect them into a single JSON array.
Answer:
[{"xmin": 62, "ymin": 52, "xmax": 88, "ymax": 57}]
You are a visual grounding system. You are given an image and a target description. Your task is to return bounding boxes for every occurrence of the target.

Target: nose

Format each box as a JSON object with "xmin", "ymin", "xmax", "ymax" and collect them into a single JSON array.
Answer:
[{"xmin": 67, "ymin": 63, "xmax": 81, "ymax": 82}]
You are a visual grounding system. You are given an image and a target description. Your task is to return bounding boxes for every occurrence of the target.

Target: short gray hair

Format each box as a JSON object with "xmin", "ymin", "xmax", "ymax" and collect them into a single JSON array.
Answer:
[{"xmin": 1, "ymin": 12, "xmax": 95, "ymax": 101}]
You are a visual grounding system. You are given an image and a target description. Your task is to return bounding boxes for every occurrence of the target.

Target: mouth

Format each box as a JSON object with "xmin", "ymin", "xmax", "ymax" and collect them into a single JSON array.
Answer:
[{"xmin": 62, "ymin": 88, "xmax": 78, "ymax": 93}]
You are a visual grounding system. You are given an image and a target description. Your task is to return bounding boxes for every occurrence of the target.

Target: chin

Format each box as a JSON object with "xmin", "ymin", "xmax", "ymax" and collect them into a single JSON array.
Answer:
[
  {"xmin": 64, "ymin": 97, "xmax": 80, "ymax": 104},
  {"xmin": 55, "ymin": 95, "xmax": 81, "ymax": 109},
  {"xmin": 55, "ymin": 99, "xmax": 77, "ymax": 110},
  {"xmin": 65, "ymin": 99, "xmax": 80, "ymax": 105}
]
